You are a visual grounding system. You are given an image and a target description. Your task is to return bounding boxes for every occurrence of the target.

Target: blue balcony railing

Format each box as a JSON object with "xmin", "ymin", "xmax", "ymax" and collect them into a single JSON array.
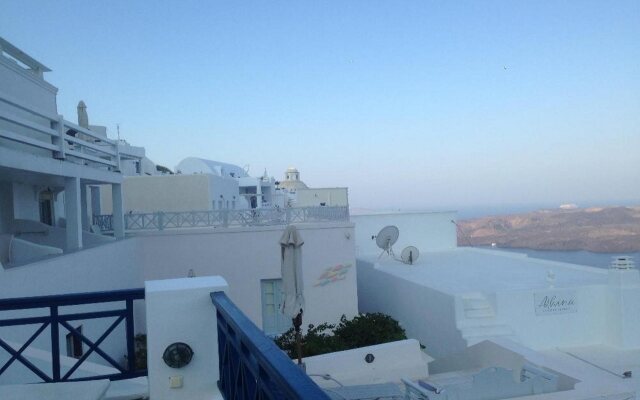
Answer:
[
  {"xmin": 0, "ymin": 288, "xmax": 145, "ymax": 382},
  {"xmin": 211, "ymin": 291, "xmax": 330, "ymax": 399}
]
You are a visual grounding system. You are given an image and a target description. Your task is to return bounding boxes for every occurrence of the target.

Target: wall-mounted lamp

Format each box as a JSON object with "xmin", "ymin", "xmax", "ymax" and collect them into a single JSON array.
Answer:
[{"xmin": 163, "ymin": 342, "xmax": 194, "ymax": 369}]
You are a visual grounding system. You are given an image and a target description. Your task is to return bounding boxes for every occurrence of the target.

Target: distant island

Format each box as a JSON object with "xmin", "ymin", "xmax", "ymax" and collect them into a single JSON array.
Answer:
[{"xmin": 457, "ymin": 206, "xmax": 640, "ymax": 253}]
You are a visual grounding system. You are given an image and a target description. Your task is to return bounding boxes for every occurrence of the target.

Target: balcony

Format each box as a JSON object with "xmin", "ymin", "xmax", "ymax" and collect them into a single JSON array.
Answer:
[
  {"xmin": 0, "ymin": 89, "xmax": 141, "ymax": 178},
  {"xmin": 0, "ymin": 277, "xmax": 330, "ymax": 399}
]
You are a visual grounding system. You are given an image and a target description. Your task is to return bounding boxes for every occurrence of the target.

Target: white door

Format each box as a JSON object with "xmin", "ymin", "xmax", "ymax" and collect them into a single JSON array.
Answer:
[{"xmin": 261, "ymin": 279, "xmax": 292, "ymax": 336}]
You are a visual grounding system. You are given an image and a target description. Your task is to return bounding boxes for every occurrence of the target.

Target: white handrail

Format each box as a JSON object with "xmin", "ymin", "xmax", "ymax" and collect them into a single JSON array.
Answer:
[
  {"xmin": 0, "ymin": 90, "xmax": 139, "ymax": 171},
  {"xmin": 93, "ymin": 206, "xmax": 351, "ymax": 232}
]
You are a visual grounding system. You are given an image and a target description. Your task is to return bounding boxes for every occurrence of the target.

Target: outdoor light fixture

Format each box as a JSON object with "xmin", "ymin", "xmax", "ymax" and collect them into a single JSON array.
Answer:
[{"xmin": 163, "ymin": 342, "xmax": 194, "ymax": 368}]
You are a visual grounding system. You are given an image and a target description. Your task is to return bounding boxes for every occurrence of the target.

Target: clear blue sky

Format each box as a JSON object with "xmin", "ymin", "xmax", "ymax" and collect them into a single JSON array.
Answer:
[{"xmin": 2, "ymin": 1, "xmax": 638, "ymax": 210}]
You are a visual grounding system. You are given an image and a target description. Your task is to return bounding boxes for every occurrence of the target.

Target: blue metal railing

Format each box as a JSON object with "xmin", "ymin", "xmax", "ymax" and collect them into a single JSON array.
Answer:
[
  {"xmin": 211, "ymin": 291, "xmax": 330, "ymax": 400},
  {"xmin": 0, "ymin": 288, "xmax": 146, "ymax": 382}
]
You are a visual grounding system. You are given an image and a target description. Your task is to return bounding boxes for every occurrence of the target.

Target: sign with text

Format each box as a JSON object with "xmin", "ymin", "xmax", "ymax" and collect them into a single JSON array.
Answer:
[{"xmin": 534, "ymin": 290, "xmax": 577, "ymax": 316}]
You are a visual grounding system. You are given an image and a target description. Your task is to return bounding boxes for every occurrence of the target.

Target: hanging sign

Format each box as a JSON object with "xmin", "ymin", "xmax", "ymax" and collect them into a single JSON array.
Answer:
[{"xmin": 534, "ymin": 290, "xmax": 577, "ymax": 316}]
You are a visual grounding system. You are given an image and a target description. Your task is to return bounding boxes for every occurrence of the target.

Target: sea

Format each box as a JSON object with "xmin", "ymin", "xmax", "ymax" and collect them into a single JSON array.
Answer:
[
  {"xmin": 367, "ymin": 201, "xmax": 640, "ymax": 268},
  {"xmin": 482, "ymin": 247, "xmax": 640, "ymax": 269}
]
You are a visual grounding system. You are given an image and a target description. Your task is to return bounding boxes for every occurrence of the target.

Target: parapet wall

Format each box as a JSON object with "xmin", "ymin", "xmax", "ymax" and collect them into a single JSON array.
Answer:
[{"xmin": 352, "ymin": 211, "xmax": 458, "ymax": 256}]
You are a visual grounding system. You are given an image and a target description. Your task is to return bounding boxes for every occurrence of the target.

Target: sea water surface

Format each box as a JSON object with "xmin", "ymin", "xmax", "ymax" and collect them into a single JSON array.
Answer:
[{"xmin": 486, "ymin": 247, "xmax": 640, "ymax": 269}]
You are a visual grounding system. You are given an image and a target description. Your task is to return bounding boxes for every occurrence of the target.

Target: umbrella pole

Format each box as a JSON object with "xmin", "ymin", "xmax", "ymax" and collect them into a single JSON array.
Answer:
[{"xmin": 293, "ymin": 310, "xmax": 303, "ymax": 366}]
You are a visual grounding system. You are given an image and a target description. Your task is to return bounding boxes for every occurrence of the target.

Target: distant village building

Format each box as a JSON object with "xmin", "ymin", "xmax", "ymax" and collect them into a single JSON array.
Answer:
[
  {"xmin": 176, "ymin": 157, "xmax": 275, "ymax": 209},
  {"xmin": 276, "ymin": 167, "xmax": 348, "ymax": 208}
]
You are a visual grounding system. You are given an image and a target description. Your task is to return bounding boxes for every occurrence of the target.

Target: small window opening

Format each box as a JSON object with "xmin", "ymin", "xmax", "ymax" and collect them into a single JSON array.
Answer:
[{"xmin": 66, "ymin": 325, "xmax": 83, "ymax": 359}]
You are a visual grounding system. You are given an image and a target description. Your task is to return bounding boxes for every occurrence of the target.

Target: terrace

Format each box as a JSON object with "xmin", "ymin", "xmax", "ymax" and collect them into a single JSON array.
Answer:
[
  {"xmin": 0, "ymin": 276, "xmax": 331, "ymax": 399},
  {"xmin": 93, "ymin": 206, "xmax": 350, "ymax": 233}
]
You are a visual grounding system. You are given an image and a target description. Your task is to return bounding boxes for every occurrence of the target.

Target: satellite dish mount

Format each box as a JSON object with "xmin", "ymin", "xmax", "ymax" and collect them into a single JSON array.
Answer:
[
  {"xmin": 373, "ymin": 226, "xmax": 421, "ymax": 265},
  {"xmin": 374, "ymin": 225, "xmax": 400, "ymax": 259}
]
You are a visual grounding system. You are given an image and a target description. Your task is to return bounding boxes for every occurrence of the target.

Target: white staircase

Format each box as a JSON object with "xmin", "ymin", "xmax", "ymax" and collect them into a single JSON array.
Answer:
[{"xmin": 457, "ymin": 292, "xmax": 519, "ymax": 346}]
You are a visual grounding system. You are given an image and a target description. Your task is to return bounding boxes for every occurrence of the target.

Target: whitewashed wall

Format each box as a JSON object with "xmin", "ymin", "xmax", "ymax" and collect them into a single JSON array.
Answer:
[
  {"xmin": 124, "ymin": 175, "xmax": 209, "ymax": 213},
  {"xmin": 305, "ymin": 339, "xmax": 430, "ymax": 388},
  {"xmin": 0, "ymin": 221, "xmax": 358, "ymax": 379},
  {"xmin": 356, "ymin": 258, "xmax": 467, "ymax": 358},
  {"xmin": 494, "ymin": 285, "xmax": 608, "ymax": 350},
  {"xmin": 11, "ymin": 183, "xmax": 40, "ymax": 221},
  {"xmin": 0, "ymin": 56, "xmax": 57, "ymax": 112},
  {"xmin": 352, "ymin": 211, "xmax": 458, "ymax": 256},
  {"xmin": 0, "ymin": 55, "xmax": 58, "ymax": 158},
  {"xmin": 296, "ymin": 188, "xmax": 349, "ymax": 207},
  {"xmin": 136, "ymin": 222, "xmax": 358, "ymax": 330},
  {"xmin": 207, "ymin": 174, "xmax": 242, "ymax": 209},
  {"xmin": 99, "ymin": 174, "xmax": 241, "ymax": 214}
]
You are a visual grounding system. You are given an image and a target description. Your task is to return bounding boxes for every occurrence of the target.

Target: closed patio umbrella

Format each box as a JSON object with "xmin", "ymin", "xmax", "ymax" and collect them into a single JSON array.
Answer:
[{"xmin": 280, "ymin": 225, "xmax": 305, "ymax": 365}]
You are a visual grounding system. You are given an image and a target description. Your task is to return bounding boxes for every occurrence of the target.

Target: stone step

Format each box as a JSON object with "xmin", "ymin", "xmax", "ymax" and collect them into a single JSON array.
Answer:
[
  {"xmin": 464, "ymin": 308, "xmax": 495, "ymax": 319},
  {"xmin": 465, "ymin": 334, "xmax": 520, "ymax": 346},
  {"xmin": 461, "ymin": 324, "xmax": 514, "ymax": 338},
  {"xmin": 462, "ymin": 298, "xmax": 492, "ymax": 310},
  {"xmin": 457, "ymin": 318, "xmax": 501, "ymax": 329},
  {"xmin": 460, "ymin": 292, "xmax": 486, "ymax": 300}
]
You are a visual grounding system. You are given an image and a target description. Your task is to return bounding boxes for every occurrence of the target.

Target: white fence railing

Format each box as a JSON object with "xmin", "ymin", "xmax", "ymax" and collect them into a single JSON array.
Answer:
[
  {"xmin": 0, "ymin": 90, "xmax": 140, "ymax": 171},
  {"xmin": 93, "ymin": 206, "xmax": 350, "ymax": 232}
]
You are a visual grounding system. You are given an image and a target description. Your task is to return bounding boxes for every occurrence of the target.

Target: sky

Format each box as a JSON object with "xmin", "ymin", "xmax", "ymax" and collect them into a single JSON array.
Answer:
[{"xmin": 1, "ymin": 1, "xmax": 639, "ymax": 211}]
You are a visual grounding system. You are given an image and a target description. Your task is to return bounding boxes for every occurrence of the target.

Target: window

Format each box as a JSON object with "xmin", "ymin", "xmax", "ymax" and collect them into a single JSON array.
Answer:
[
  {"xmin": 39, "ymin": 191, "xmax": 54, "ymax": 226},
  {"xmin": 66, "ymin": 325, "xmax": 83, "ymax": 359}
]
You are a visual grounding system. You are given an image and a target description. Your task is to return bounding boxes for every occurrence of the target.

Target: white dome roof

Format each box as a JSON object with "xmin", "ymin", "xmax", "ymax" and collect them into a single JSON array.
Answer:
[{"xmin": 176, "ymin": 157, "xmax": 248, "ymax": 178}]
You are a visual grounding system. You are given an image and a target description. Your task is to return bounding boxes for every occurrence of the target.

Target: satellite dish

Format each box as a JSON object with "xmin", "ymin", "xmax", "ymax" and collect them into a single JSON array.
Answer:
[
  {"xmin": 401, "ymin": 246, "xmax": 419, "ymax": 265},
  {"xmin": 374, "ymin": 225, "xmax": 399, "ymax": 258}
]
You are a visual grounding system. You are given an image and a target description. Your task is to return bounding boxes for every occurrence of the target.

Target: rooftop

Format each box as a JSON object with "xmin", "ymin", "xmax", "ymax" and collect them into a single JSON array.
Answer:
[{"xmin": 363, "ymin": 247, "xmax": 607, "ymax": 295}]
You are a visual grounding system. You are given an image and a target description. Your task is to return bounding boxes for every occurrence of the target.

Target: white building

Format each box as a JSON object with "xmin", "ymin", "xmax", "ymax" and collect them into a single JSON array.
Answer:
[
  {"xmin": 98, "ymin": 173, "xmax": 241, "ymax": 214},
  {"xmin": 276, "ymin": 167, "xmax": 349, "ymax": 208},
  {"xmin": 3, "ymin": 36, "xmax": 640, "ymax": 400},
  {"xmin": 0, "ymin": 37, "xmax": 146, "ymax": 263},
  {"xmin": 176, "ymin": 157, "xmax": 275, "ymax": 209},
  {"xmin": 352, "ymin": 211, "xmax": 640, "ymax": 400},
  {"xmin": 0, "ymin": 38, "xmax": 358, "ymax": 398}
]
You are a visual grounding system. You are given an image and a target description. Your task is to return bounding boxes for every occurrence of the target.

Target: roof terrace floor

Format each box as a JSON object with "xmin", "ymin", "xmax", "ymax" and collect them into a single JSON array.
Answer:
[{"xmin": 364, "ymin": 247, "xmax": 608, "ymax": 295}]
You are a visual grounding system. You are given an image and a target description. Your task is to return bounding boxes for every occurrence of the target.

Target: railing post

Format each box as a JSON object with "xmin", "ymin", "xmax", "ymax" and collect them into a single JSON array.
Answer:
[
  {"xmin": 286, "ymin": 207, "xmax": 291, "ymax": 224},
  {"xmin": 114, "ymin": 140, "xmax": 122, "ymax": 172},
  {"xmin": 65, "ymin": 177, "xmax": 83, "ymax": 250},
  {"xmin": 112, "ymin": 183, "xmax": 125, "ymax": 239},
  {"xmin": 125, "ymin": 299, "xmax": 135, "ymax": 372},
  {"xmin": 50, "ymin": 305, "xmax": 61, "ymax": 381},
  {"xmin": 223, "ymin": 209, "xmax": 229, "ymax": 228},
  {"xmin": 157, "ymin": 212, "xmax": 164, "ymax": 231},
  {"xmin": 51, "ymin": 115, "xmax": 66, "ymax": 159}
]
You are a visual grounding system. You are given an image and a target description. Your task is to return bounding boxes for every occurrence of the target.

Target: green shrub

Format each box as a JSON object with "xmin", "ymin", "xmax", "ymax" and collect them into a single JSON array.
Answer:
[
  {"xmin": 273, "ymin": 313, "xmax": 406, "ymax": 359},
  {"xmin": 334, "ymin": 313, "xmax": 406, "ymax": 349},
  {"xmin": 123, "ymin": 334, "xmax": 147, "ymax": 370},
  {"xmin": 274, "ymin": 322, "xmax": 343, "ymax": 358}
]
